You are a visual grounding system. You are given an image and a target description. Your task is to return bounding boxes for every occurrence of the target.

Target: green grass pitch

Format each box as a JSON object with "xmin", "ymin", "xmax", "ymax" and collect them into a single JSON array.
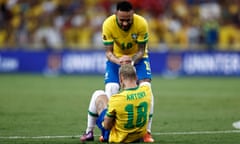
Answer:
[{"xmin": 0, "ymin": 74, "xmax": 240, "ymax": 144}]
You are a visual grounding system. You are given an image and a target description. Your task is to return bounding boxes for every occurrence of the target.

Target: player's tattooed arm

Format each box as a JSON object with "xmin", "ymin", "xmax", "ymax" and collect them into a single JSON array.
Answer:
[
  {"xmin": 132, "ymin": 43, "xmax": 145, "ymax": 65},
  {"xmin": 104, "ymin": 114, "xmax": 114, "ymax": 130},
  {"xmin": 106, "ymin": 45, "xmax": 121, "ymax": 65}
]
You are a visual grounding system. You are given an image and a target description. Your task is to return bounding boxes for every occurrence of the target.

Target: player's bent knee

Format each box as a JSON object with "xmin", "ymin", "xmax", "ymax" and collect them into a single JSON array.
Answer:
[{"xmin": 92, "ymin": 90, "xmax": 106, "ymax": 100}]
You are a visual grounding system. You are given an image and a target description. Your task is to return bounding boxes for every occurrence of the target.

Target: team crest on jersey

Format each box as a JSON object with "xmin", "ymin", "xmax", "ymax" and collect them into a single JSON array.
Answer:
[{"xmin": 131, "ymin": 33, "xmax": 138, "ymax": 40}]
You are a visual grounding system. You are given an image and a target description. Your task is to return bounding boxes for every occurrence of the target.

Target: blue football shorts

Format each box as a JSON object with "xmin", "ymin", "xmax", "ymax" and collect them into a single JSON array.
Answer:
[
  {"xmin": 96, "ymin": 109, "xmax": 110, "ymax": 142},
  {"xmin": 105, "ymin": 58, "xmax": 152, "ymax": 84}
]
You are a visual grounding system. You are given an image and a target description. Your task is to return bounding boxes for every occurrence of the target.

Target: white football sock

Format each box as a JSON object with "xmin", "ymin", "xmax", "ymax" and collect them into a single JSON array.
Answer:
[
  {"xmin": 86, "ymin": 90, "xmax": 105, "ymax": 133},
  {"xmin": 86, "ymin": 114, "xmax": 97, "ymax": 133}
]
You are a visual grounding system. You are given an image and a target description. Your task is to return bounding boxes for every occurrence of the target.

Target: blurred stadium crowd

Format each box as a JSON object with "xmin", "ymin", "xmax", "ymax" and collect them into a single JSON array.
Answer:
[{"xmin": 0, "ymin": 0, "xmax": 240, "ymax": 51}]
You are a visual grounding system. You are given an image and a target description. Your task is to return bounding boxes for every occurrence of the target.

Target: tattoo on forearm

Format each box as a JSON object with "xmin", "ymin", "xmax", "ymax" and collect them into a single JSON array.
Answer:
[
  {"xmin": 108, "ymin": 53, "xmax": 114, "ymax": 61},
  {"xmin": 132, "ymin": 54, "xmax": 138, "ymax": 62},
  {"xmin": 132, "ymin": 44, "xmax": 145, "ymax": 64},
  {"xmin": 132, "ymin": 51, "xmax": 143, "ymax": 64}
]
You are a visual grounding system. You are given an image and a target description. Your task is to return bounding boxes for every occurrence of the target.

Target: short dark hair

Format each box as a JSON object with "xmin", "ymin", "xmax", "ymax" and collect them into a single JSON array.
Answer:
[{"xmin": 116, "ymin": 1, "xmax": 133, "ymax": 11}]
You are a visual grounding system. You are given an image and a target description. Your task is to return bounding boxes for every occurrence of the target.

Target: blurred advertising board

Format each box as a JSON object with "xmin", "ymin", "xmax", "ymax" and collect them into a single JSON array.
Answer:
[{"xmin": 0, "ymin": 50, "xmax": 240, "ymax": 76}]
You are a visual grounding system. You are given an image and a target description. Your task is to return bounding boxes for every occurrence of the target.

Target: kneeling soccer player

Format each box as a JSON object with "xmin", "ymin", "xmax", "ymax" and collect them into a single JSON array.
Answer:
[{"xmin": 80, "ymin": 64, "xmax": 153, "ymax": 143}]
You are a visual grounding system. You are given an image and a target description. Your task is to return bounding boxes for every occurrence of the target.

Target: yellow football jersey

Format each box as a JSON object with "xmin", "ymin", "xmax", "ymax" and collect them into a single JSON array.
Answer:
[
  {"xmin": 102, "ymin": 14, "xmax": 149, "ymax": 58},
  {"xmin": 106, "ymin": 85, "xmax": 152, "ymax": 143}
]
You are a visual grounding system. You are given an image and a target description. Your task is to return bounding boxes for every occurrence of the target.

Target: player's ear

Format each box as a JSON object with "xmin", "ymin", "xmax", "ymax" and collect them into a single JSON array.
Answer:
[{"xmin": 119, "ymin": 75, "xmax": 124, "ymax": 88}]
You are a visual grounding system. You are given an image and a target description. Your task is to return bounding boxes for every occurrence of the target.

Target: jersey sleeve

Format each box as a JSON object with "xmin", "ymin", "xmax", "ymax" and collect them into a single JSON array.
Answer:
[
  {"xmin": 106, "ymin": 95, "xmax": 118, "ymax": 118},
  {"xmin": 102, "ymin": 18, "xmax": 114, "ymax": 46},
  {"xmin": 137, "ymin": 17, "xmax": 149, "ymax": 44}
]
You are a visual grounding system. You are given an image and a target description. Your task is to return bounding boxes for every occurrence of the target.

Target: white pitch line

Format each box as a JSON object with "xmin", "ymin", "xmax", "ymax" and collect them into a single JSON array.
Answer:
[
  {"xmin": 0, "ymin": 135, "xmax": 79, "ymax": 139},
  {"xmin": 0, "ymin": 130, "xmax": 240, "ymax": 139},
  {"xmin": 154, "ymin": 130, "xmax": 240, "ymax": 135}
]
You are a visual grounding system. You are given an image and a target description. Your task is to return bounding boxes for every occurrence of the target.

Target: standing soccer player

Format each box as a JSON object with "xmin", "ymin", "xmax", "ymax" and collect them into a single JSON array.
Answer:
[{"xmin": 102, "ymin": 1, "xmax": 154, "ymax": 142}]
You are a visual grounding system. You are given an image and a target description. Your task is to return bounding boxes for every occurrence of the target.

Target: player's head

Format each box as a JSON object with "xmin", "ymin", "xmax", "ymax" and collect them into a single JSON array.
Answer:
[
  {"xmin": 116, "ymin": 1, "xmax": 134, "ymax": 31},
  {"xmin": 119, "ymin": 64, "xmax": 137, "ymax": 89}
]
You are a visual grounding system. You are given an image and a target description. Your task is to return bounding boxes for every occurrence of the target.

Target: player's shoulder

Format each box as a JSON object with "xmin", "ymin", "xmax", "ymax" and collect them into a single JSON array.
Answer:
[
  {"xmin": 109, "ymin": 93, "xmax": 125, "ymax": 104},
  {"xmin": 133, "ymin": 14, "xmax": 148, "ymax": 29},
  {"xmin": 133, "ymin": 14, "xmax": 147, "ymax": 22},
  {"xmin": 111, "ymin": 91, "xmax": 127, "ymax": 99},
  {"xmin": 103, "ymin": 14, "xmax": 116, "ymax": 25},
  {"xmin": 111, "ymin": 93, "xmax": 123, "ymax": 98}
]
